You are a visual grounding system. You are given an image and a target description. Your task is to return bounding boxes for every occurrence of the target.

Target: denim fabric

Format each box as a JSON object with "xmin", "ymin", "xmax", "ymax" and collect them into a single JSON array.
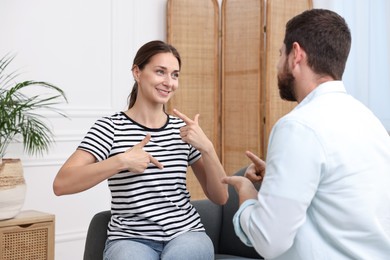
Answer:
[{"xmin": 103, "ymin": 231, "xmax": 213, "ymax": 260}]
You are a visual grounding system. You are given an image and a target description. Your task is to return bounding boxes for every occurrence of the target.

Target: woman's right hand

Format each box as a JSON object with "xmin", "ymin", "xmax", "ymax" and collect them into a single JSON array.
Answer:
[
  {"xmin": 53, "ymin": 134, "xmax": 163, "ymax": 195},
  {"xmin": 122, "ymin": 134, "xmax": 163, "ymax": 173}
]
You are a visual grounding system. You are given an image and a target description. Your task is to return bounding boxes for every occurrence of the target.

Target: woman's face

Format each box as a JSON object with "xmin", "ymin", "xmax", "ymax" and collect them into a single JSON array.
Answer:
[{"xmin": 133, "ymin": 52, "xmax": 180, "ymax": 106}]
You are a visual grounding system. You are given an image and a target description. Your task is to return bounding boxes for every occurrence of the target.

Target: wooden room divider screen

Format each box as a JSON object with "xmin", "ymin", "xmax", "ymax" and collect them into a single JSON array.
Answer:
[{"xmin": 167, "ymin": 0, "xmax": 312, "ymax": 200}]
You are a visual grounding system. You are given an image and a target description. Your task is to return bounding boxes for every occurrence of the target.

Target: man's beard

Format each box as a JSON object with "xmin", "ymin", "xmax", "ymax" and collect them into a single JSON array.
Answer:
[{"xmin": 277, "ymin": 62, "xmax": 297, "ymax": 102}]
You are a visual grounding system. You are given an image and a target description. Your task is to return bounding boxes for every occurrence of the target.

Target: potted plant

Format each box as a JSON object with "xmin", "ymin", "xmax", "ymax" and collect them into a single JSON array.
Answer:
[{"xmin": 0, "ymin": 53, "xmax": 68, "ymax": 220}]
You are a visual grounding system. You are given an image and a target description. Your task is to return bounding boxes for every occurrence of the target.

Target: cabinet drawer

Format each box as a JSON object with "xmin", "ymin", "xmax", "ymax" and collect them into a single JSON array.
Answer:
[{"xmin": 0, "ymin": 211, "xmax": 55, "ymax": 260}]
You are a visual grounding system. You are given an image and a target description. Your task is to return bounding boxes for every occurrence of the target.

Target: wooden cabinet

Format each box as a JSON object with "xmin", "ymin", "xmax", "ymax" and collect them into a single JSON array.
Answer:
[{"xmin": 0, "ymin": 210, "xmax": 55, "ymax": 260}]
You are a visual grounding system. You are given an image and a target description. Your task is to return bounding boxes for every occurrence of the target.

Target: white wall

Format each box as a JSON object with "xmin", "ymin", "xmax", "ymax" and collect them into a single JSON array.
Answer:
[
  {"xmin": 1, "ymin": 0, "xmax": 167, "ymax": 259},
  {"xmin": 314, "ymin": 0, "xmax": 390, "ymax": 131},
  {"xmin": 1, "ymin": 0, "xmax": 389, "ymax": 259}
]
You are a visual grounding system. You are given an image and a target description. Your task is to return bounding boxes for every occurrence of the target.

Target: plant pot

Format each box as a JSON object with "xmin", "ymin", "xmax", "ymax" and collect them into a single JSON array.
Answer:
[{"xmin": 0, "ymin": 158, "xmax": 26, "ymax": 220}]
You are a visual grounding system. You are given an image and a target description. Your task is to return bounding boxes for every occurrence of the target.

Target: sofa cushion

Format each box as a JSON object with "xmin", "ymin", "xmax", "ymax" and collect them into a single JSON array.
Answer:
[{"xmin": 192, "ymin": 199, "xmax": 222, "ymax": 253}]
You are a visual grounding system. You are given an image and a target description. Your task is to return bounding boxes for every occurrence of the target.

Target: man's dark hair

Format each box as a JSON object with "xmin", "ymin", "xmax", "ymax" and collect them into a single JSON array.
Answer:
[{"xmin": 284, "ymin": 9, "xmax": 351, "ymax": 80}]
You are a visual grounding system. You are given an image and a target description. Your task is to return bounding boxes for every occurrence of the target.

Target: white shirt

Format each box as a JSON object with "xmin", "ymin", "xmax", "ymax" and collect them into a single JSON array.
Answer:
[{"xmin": 234, "ymin": 81, "xmax": 390, "ymax": 259}]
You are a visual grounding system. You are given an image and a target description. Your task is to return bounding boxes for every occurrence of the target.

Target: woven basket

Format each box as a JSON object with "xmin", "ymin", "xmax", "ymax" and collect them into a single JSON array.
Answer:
[{"xmin": 0, "ymin": 159, "xmax": 26, "ymax": 220}]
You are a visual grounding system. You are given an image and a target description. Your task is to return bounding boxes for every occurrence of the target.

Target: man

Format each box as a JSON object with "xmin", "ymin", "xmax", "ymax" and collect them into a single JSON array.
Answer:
[{"xmin": 222, "ymin": 9, "xmax": 390, "ymax": 260}]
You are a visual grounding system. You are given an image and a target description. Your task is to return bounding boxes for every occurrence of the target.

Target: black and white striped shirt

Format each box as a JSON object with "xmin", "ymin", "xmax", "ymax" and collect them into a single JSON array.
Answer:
[{"xmin": 78, "ymin": 112, "xmax": 204, "ymax": 241}]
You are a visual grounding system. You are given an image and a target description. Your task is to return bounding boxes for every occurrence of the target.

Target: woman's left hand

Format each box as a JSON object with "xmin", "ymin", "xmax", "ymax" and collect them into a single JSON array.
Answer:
[{"xmin": 173, "ymin": 108, "xmax": 210, "ymax": 152}]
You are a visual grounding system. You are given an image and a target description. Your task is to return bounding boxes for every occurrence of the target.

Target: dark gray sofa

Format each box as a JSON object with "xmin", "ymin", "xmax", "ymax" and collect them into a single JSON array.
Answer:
[{"xmin": 83, "ymin": 167, "xmax": 263, "ymax": 260}]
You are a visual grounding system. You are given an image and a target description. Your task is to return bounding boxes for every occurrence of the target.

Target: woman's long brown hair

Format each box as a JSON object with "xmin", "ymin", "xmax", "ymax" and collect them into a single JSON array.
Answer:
[{"xmin": 128, "ymin": 40, "xmax": 181, "ymax": 109}]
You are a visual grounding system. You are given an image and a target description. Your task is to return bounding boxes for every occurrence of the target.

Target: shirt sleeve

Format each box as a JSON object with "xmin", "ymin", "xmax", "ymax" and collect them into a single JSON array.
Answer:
[
  {"xmin": 78, "ymin": 117, "xmax": 115, "ymax": 161},
  {"xmin": 235, "ymin": 118, "xmax": 326, "ymax": 259},
  {"xmin": 188, "ymin": 145, "xmax": 201, "ymax": 165},
  {"xmin": 233, "ymin": 199, "xmax": 257, "ymax": 246}
]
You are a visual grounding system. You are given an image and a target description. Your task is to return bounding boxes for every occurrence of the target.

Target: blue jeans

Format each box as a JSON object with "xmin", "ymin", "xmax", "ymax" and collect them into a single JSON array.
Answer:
[{"xmin": 103, "ymin": 231, "xmax": 214, "ymax": 260}]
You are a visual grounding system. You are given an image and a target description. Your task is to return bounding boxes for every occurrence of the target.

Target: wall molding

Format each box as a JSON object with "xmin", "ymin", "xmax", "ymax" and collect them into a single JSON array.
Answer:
[
  {"xmin": 55, "ymin": 229, "xmax": 86, "ymax": 243},
  {"xmin": 22, "ymin": 158, "xmax": 69, "ymax": 167},
  {"xmin": 38, "ymin": 107, "xmax": 115, "ymax": 118}
]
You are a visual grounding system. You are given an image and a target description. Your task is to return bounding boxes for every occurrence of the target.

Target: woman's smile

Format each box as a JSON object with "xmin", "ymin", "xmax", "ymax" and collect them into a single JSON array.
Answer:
[{"xmin": 156, "ymin": 87, "xmax": 171, "ymax": 97}]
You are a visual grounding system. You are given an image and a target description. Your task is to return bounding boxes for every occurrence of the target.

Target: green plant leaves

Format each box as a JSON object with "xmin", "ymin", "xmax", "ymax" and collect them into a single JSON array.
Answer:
[{"xmin": 0, "ymin": 54, "xmax": 68, "ymax": 158}]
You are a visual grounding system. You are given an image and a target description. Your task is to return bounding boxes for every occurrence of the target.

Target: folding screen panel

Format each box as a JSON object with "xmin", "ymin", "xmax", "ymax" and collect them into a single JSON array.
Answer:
[
  {"xmin": 221, "ymin": 0, "xmax": 264, "ymax": 175},
  {"xmin": 167, "ymin": 0, "xmax": 219, "ymax": 199},
  {"xmin": 264, "ymin": 0, "xmax": 313, "ymax": 149},
  {"xmin": 167, "ymin": 0, "xmax": 312, "ymax": 199}
]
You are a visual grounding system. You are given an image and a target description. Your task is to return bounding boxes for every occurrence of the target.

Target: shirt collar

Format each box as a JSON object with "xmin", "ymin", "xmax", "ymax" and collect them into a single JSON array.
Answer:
[{"xmin": 296, "ymin": 81, "xmax": 346, "ymax": 109}]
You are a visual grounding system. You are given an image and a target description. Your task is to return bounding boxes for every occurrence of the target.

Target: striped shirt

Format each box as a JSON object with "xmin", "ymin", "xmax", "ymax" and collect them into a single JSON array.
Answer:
[{"xmin": 78, "ymin": 112, "xmax": 205, "ymax": 241}]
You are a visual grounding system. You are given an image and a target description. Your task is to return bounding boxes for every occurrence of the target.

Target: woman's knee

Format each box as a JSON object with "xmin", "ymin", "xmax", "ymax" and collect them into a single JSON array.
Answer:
[
  {"xmin": 162, "ymin": 232, "xmax": 214, "ymax": 260},
  {"xmin": 103, "ymin": 239, "xmax": 159, "ymax": 260}
]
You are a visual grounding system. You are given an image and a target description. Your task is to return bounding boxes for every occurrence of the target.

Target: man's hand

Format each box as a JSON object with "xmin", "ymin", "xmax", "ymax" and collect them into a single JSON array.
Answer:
[
  {"xmin": 123, "ymin": 134, "xmax": 163, "ymax": 173},
  {"xmin": 244, "ymin": 151, "xmax": 266, "ymax": 184},
  {"xmin": 222, "ymin": 176, "xmax": 258, "ymax": 205}
]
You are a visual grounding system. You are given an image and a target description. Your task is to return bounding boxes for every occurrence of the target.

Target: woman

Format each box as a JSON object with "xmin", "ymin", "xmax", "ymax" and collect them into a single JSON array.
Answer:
[{"xmin": 53, "ymin": 40, "xmax": 228, "ymax": 260}]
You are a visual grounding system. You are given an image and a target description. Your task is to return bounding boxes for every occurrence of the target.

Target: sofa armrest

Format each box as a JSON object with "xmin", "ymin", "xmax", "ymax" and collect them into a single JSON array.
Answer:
[
  {"xmin": 192, "ymin": 199, "xmax": 223, "ymax": 253},
  {"xmin": 84, "ymin": 210, "xmax": 111, "ymax": 260}
]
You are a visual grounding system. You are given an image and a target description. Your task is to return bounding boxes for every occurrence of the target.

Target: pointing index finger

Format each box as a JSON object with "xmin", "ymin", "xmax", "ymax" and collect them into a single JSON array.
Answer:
[
  {"xmin": 149, "ymin": 154, "xmax": 164, "ymax": 169},
  {"xmin": 245, "ymin": 150, "xmax": 262, "ymax": 164},
  {"xmin": 173, "ymin": 108, "xmax": 193, "ymax": 124}
]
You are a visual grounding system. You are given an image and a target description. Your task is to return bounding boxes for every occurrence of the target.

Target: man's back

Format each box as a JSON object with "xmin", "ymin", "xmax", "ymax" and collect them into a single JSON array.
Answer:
[{"xmin": 274, "ymin": 81, "xmax": 390, "ymax": 259}]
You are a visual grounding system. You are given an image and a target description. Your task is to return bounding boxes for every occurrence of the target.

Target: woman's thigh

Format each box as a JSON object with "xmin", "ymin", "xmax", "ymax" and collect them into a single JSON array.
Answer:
[
  {"xmin": 162, "ymin": 231, "xmax": 214, "ymax": 260},
  {"xmin": 103, "ymin": 239, "xmax": 159, "ymax": 260}
]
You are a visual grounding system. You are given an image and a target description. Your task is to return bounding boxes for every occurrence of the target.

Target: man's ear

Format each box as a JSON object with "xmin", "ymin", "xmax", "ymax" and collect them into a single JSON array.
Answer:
[{"xmin": 291, "ymin": 42, "xmax": 305, "ymax": 67}]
